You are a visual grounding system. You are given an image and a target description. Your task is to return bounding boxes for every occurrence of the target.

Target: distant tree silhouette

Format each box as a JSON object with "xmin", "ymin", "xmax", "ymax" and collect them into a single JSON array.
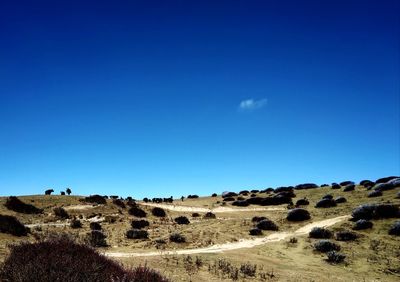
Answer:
[
  {"xmin": 66, "ymin": 188, "xmax": 72, "ymax": 195},
  {"xmin": 45, "ymin": 189, "xmax": 54, "ymax": 195}
]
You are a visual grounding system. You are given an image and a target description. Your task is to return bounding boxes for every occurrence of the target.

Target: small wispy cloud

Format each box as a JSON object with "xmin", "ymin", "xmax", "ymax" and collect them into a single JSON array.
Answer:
[{"xmin": 238, "ymin": 98, "xmax": 267, "ymax": 111}]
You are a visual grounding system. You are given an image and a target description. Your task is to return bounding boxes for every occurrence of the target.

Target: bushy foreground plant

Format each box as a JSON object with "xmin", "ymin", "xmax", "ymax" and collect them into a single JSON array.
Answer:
[
  {"xmin": 126, "ymin": 229, "xmax": 149, "ymax": 239},
  {"xmin": 128, "ymin": 207, "xmax": 147, "ymax": 218},
  {"xmin": 5, "ymin": 196, "xmax": 43, "ymax": 214},
  {"xmin": 326, "ymin": 251, "xmax": 346, "ymax": 263},
  {"xmin": 0, "ymin": 214, "xmax": 29, "ymax": 236},
  {"xmin": 309, "ymin": 227, "xmax": 332, "ymax": 239},
  {"xmin": 87, "ymin": 230, "xmax": 108, "ymax": 247},
  {"xmin": 152, "ymin": 207, "xmax": 166, "ymax": 217},
  {"xmin": 0, "ymin": 237, "xmax": 168, "ymax": 281},
  {"xmin": 170, "ymin": 233, "xmax": 186, "ymax": 243},
  {"xmin": 174, "ymin": 216, "xmax": 190, "ymax": 225},
  {"xmin": 53, "ymin": 207, "xmax": 70, "ymax": 219},
  {"xmin": 286, "ymin": 208, "xmax": 311, "ymax": 221},
  {"xmin": 313, "ymin": 240, "xmax": 340, "ymax": 253},
  {"xmin": 131, "ymin": 219, "xmax": 150, "ymax": 229},
  {"xmin": 256, "ymin": 219, "xmax": 278, "ymax": 231}
]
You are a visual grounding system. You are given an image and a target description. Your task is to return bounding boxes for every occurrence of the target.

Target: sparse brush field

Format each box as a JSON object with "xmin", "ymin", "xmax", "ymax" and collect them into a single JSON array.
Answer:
[{"xmin": 0, "ymin": 181, "xmax": 399, "ymax": 281}]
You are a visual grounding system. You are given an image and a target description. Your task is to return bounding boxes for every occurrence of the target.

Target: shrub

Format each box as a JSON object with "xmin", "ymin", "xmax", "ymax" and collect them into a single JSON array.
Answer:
[
  {"xmin": 368, "ymin": 190, "xmax": 382, "ymax": 198},
  {"xmin": 331, "ymin": 183, "xmax": 341, "ymax": 189},
  {"xmin": 66, "ymin": 188, "xmax": 72, "ymax": 195},
  {"xmin": 340, "ymin": 181, "xmax": 354, "ymax": 186},
  {"xmin": 4, "ymin": 196, "xmax": 43, "ymax": 214},
  {"xmin": 187, "ymin": 195, "xmax": 199, "ymax": 199},
  {"xmin": 251, "ymin": 216, "xmax": 267, "ymax": 222},
  {"xmin": 82, "ymin": 195, "xmax": 106, "ymax": 205},
  {"xmin": 112, "ymin": 199, "xmax": 126, "ymax": 208},
  {"xmin": 309, "ymin": 227, "xmax": 332, "ymax": 239},
  {"xmin": 204, "ymin": 212, "xmax": 216, "ymax": 219},
  {"xmin": 353, "ymin": 204, "xmax": 400, "ymax": 220},
  {"xmin": 128, "ymin": 207, "xmax": 147, "ymax": 218},
  {"xmin": 313, "ymin": 240, "xmax": 341, "ymax": 253},
  {"xmin": 296, "ymin": 198, "xmax": 309, "ymax": 206},
  {"xmin": 105, "ymin": 215, "xmax": 118, "ymax": 223},
  {"xmin": 249, "ymin": 228, "xmax": 262, "ymax": 236},
  {"xmin": 335, "ymin": 231, "xmax": 358, "ymax": 241},
  {"xmin": 0, "ymin": 237, "xmax": 168, "ymax": 282},
  {"xmin": 326, "ymin": 251, "xmax": 346, "ymax": 263},
  {"xmin": 396, "ymin": 191, "xmax": 400, "ymax": 199},
  {"xmin": 152, "ymin": 207, "xmax": 166, "ymax": 217},
  {"xmin": 322, "ymin": 194, "xmax": 333, "ymax": 200},
  {"xmin": 90, "ymin": 222, "xmax": 102, "ymax": 231},
  {"xmin": 211, "ymin": 193, "xmax": 218, "ymax": 197},
  {"xmin": 174, "ymin": 216, "xmax": 190, "ymax": 225},
  {"xmin": 375, "ymin": 176, "xmax": 398, "ymax": 184},
  {"xmin": 192, "ymin": 212, "xmax": 200, "ymax": 217},
  {"xmin": 287, "ymin": 208, "xmax": 311, "ymax": 221},
  {"xmin": 335, "ymin": 196, "xmax": 347, "ymax": 203},
  {"xmin": 343, "ymin": 184, "xmax": 355, "ymax": 192},
  {"xmin": 70, "ymin": 219, "xmax": 82, "ymax": 229},
  {"xmin": 256, "ymin": 219, "xmax": 278, "ymax": 231},
  {"xmin": 126, "ymin": 229, "xmax": 149, "ymax": 239},
  {"xmin": 239, "ymin": 190, "xmax": 250, "ymax": 195},
  {"xmin": 60, "ymin": 191, "xmax": 65, "ymax": 195},
  {"xmin": 360, "ymin": 180, "xmax": 374, "ymax": 187},
  {"xmin": 53, "ymin": 207, "xmax": 69, "ymax": 219},
  {"xmin": 131, "ymin": 219, "xmax": 149, "ymax": 229},
  {"xmin": 388, "ymin": 221, "xmax": 400, "ymax": 236},
  {"xmin": 315, "ymin": 199, "xmax": 337, "ymax": 208},
  {"xmin": 223, "ymin": 197, "xmax": 235, "ymax": 202},
  {"xmin": 372, "ymin": 183, "xmax": 394, "ymax": 192},
  {"xmin": 0, "ymin": 214, "xmax": 29, "ymax": 236},
  {"xmin": 170, "ymin": 233, "xmax": 186, "ymax": 243},
  {"xmin": 353, "ymin": 219, "xmax": 373, "ymax": 230},
  {"xmin": 232, "ymin": 200, "xmax": 249, "ymax": 207},
  {"xmin": 87, "ymin": 230, "xmax": 108, "ymax": 247},
  {"xmin": 294, "ymin": 183, "xmax": 318, "ymax": 190},
  {"xmin": 222, "ymin": 192, "xmax": 238, "ymax": 198}
]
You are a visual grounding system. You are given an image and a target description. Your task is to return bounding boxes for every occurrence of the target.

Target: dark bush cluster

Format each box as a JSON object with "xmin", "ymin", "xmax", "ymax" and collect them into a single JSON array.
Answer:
[
  {"xmin": 90, "ymin": 222, "xmax": 102, "ymax": 231},
  {"xmin": 343, "ymin": 184, "xmax": 355, "ymax": 192},
  {"xmin": 351, "ymin": 204, "xmax": 400, "ymax": 220},
  {"xmin": 204, "ymin": 212, "xmax": 216, "ymax": 219},
  {"xmin": 340, "ymin": 181, "xmax": 354, "ymax": 186},
  {"xmin": 322, "ymin": 194, "xmax": 333, "ymax": 200},
  {"xmin": 87, "ymin": 230, "xmax": 108, "ymax": 247},
  {"xmin": 251, "ymin": 216, "xmax": 267, "ymax": 223},
  {"xmin": 335, "ymin": 231, "xmax": 358, "ymax": 241},
  {"xmin": 169, "ymin": 233, "xmax": 186, "ymax": 243},
  {"xmin": 174, "ymin": 216, "xmax": 190, "ymax": 225},
  {"xmin": 315, "ymin": 199, "xmax": 337, "ymax": 208},
  {"xmin": 126, "ymin": 229, "xmax": 149, "ymax": 239},
  {"xmin": 187, "ymin": 195, "xmax": 199, "ymax": 199},
  {"xmin": 131, "ymin": 219, "xmax": 150, "ymax": 229},
  {"xmin": 112, "ymin": 199, "xmax": 126, "ymax": 208},
  {"xmin": 239, "ymin": 190, "xmax": 250, "ymax": 195},
  {"xmin": 388, "ymin": 221, "xmax": 400, "ymax": 236},
  {"xmin": 5, "ymin": 196, "xmax": 43, "ymax": 214},
  {"xmin": 222, "ymin": 192, "xmax": 238, "ymax": 198},
  {"xmin": 53, "ymin": 207, "xmax": 70, "ymax": 219},
  {"xmin": 256, "ymin": 219, "xmax": 278, "ymax": 231},
  {"xmin": 375, "ymin": 176, "xmax": 398, "ymax": 184},
  {"xmin": 152, "ymin": 207, "xmax": 166, "ymax": 217},
  {"xmin": 309, "ymin": 227, "xmax": 332, "ymax": 239},
  {"xmin": 326, "ymin": 251, "xmax": 346, "ymax": 263},
  {"xmin": 367, "ymin": 190, "xmax": 382, "ymax": 198},
  {"xmin": 313, "ymin": 240, "xmax": 340, "ymax": 253},
  {"xmin": 128, "ymin": 207, "xmax": 147, "ymax": 218},
  {"xmin": 249, "ymin": 228, "xmax": 262, "ymax": 236},
  {"xmin": 192, "ymin": 212, "xmax": 200, "ymax": 217},
  {"xmin": 82, "ymin": 195, "xmax": 106, "ymax": 205},
  {"xmin": 211, "ymin": 193, "xmax": 218, "ymax": 197},
  {"xmin": 295, "ymin": 198, "xmax": 309, "ymax": 206},
  {"xmin": 294, "ymin": 183, "xmax": 318, "ymax": 190},
  {"xmin": 335, "ymin": 196, "xmax": 347, "ymax": 203},
  {"xmin": 232, "ymin": 200, "xmax": 249, "ymax": 207},
  {"xmin": 0, "ymin": 214, "xmax": 29, "ymax": 236},
  {"xmin": 70, "ymin": 218, "xmax": 82, "ymax": 229},
  {"xmin": 287, "ymin": 208, "xmax": 311, "ymax": 221},
  {"xmin": 360, "ymin": 179, "xmax": 374, "ymax": 188},
  {"xmin": 223, "ymin": 197, "xmax": 235, "ymax": 202},
  {"xmin": 0, "ymin": 238, "xmax": 168, "ymax": 282},
  {"xmin": 331, "ymin": 183, "xmax": 341, "ymax": 189},
  {"xmin": 353, "ymin": 219, "xmax": 373, "ymax": 230}
]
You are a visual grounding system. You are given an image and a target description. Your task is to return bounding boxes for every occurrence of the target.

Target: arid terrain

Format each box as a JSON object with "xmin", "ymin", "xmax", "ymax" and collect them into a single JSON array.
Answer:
[{"xmin": 0, "ymin": 178, "xmax": 399, "ymax": 281}]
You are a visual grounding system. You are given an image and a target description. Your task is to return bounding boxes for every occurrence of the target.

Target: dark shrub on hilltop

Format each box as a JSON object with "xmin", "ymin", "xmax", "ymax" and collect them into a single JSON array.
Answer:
[
  {"xmin": 251, "ymin": 189, "xmax": 259, "ymax": 193},
  {"xmin": 256, "ymin": 219, "xmax": 278, "ymax": 231},
  {"xmin": 82, "ymin": 195, "xmax": 106, "ymax": 205},
  {"xmin": 192, "ymin": 212, "xmax": 200, "ymax": 217},
  {"xmin": 232, "ymin": 200, "xmax": 249, "ymax": 207},
  {"xmin": 249, "ymin": 228, "xmax": 262, "ymax": 236},
  {"xmin": 368, "ymin": 190, "xmax": 382, "ymax": 198},
  {"xmin": 372, "ymin": 182, "xmax": 396, "ymax": 192},
  {"xmin": 331, "ymin": 183, "xmax": 341, "ymax": 189},
  {"xmin": 335, "ymin": 196, "xmax": 347, "ymax": 204},
  {"xmin": 5, "ymin": 196, "xmax": 43, "ymax": 214},
  {"xmin": 44, "ymin": 189, "xmax": 54, "ymax": 195},
  {"xmin": 53, "ymin": 207, "xmax": 69, "ymax": 219},
  {"xmin": 0, "ymin": 215, "xmax": 29, "ymax": 236},
  {"xmin": 326, "ymin": 251, "xmax": 346, "ymax": 263},
  {"xmin": 351, "ymin": 204, "xmax": 400, "ymax": 220},
  {"xmin": 388, "ymin": 221, "xmax": 400, "ymax": 236},
  {"xmin": 239, "ymin": 190, "xmax": 250, "ymax": 195},
  {"xmin": 223, "ymin": 197, "xmax": 235, "ymax": 202},
  {"xmin": 70, "ymin": 219, "xmax": 82, "ymax": 229},
  {"xmin": 222, "ymin": 192, "xmax": 238, "ymax": 198},
  {"xmin": 294, "ymin": 183, "xmax": 318, "ymax": 190},
  {"xmin": 340, "ymin": 181, "xmax": 354, "ymax": 186},
  {"xmin": 313, "ymin": 240, "xmax": 340, "ymax": 253},
  {"xmin": 128, "ymin": 207, "xmax": 147, "ymax": 218},
  {"xmin": 375, "ymin": 176, "xmax": 398, "ymax": 184},
  {"xmin": 360, "ymin": 180, "xmax": 374, "ymax": 187},
  {"xmin": 336, "ymin": 231, "xmax": 358, "ymax": 241},
  {"xmin": 87, "ymin": 230, "xmax": 108, "ymax": 247},
  {"xmin": 252, "ymin": 216, "xmax": 267, "ymax": 223},
  {"xmin": 287, "ymin": 208, "xmax": 311, "ymax": 221},
  {"xmin": 204, "ymin": 212, "xmax": 216, "ymax": 219},
  {"xmin": 174, "ymin": 216, "xmax": 190, "ymax": 225},
  {"xmin": 152, "ymin": 207, "xmax": 166, "ymax": 217},
  {"xmin": 127, "ymin": 229, "xmax": 149, "ymax": 239},
  {"xmin": 320, "ymin": 184, "xmax": 329, "ymax": 187},
  {"xmin": 187, "ymin": 195, "xmax": 199, "ymax": 199},
  {"xmin": 343, "ymin": 184, "xmax": 355, "ymax": 192},
  {"xmin": 0, "ymin": 237, "xmax": 168, "ymax": 282},
  {"xmin": 296, "ymin": 198, "xmax": 309, "ymax": 206},
  {"xmin": 131, "ymin": 219, "xmax": 150, "ymax": 229},
  {"xmin": 112, "ymin": 199, "xmax": 126, "ymax": 209},
  {"xmin": 211, "ymin": 193, "xmax": 217, "ymax": 197},
  {"xmin": 170, "ymin": 233, "xmax": 186, "ymax": 243},
  {"xmin": 353, "ymin": 219, "xmax": 373, "ymax": 230},
  {"xmin": 315, "ymin": 199, "xmax": 337, "ymax": 208},
  {"xmin": 90, "ymin": 222, "xmax": 102, "ymax": 231},
  {"xmin": 309, "ymin": 227, "xmax": 332, "ymax": 239},
  {"xmin": 274, "ymin": 186, "xmax": 293, "ymax": 193}
]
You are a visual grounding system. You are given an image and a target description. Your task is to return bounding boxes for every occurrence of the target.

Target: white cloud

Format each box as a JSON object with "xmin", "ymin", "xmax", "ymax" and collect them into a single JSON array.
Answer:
[{"xmin": 238, "ymin": 98, "xmax": 267, "ymax": 111}]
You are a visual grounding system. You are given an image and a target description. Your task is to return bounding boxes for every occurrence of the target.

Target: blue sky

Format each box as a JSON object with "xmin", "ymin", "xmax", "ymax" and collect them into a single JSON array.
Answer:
[{"xmin": 0, "ymin": 1, "xmax": 399, "ymax": 198}]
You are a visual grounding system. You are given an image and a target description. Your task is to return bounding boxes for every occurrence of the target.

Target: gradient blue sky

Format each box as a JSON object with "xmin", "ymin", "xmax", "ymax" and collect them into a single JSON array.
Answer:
[{"xmin": 0, "ymin": 1, "xmax": 399, "ymax": 198}]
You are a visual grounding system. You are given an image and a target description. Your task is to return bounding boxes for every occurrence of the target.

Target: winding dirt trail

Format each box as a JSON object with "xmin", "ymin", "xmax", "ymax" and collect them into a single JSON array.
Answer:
[
  {"xmin": 105, "ymin": 215, "xmax": 350, "ymax": 258},
  {"xmin": 140, "ymin": 202, "xmax": 285, "ymax": 213}
]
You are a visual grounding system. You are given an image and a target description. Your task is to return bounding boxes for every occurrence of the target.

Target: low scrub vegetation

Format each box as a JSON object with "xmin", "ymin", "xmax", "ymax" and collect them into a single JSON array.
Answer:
[
  {"xmin": 152, "ymin": 207, "xmax": 166, "ymax": 217},
  {"xmin": 249, "ymin": 228, "xmax": 262, "ymax": 236},
  {"xmin": 126, "ymin": 229, "xmax": 149, "ymax": 239},
  {"xmin": 170, "ymin": 233, "xmax": 186, "ymax": 243},
  {"xmin": 53, "ymin": 207, "xmax": 69, "ymax": 219},
  {"xmin": 335, "ymin": 231, "xmax": 358, "ymax": 241},
  {"xmin": 388, "ymin": 221, "xmax": 400, "ymax": 236},
  {"xmin": 352, "ymin": 219, "xmax": 373, "ymax": 230},
  {"xmin": 175, "ymin": 216, "xmax": 190, "ymax": 225},
  {"xmin": 5, "ymin": 196, "xmax": 43, "ymax": 214},
  {"xmin": 90, "ymin": 222, "xmax": 102, "ymax": 231},
  {"xmin": 82, "ymin": 195, "xmax": 106, "ymax": 205},
  {"xmin": 309, "ymin": 227, "xmax": 332, "ymax": 239},
  {"xmin": 128, "ymin": 207, "xmax": 147, "ymax": 218},
  {"xmin": 131, "ymin": 219, "xmax": 150, "ymax": 229},
  {"xmin": 256, "ymin": 219, "xmax": 278, "ymax": 231},
  {"xmin": 287, "ymin": 208, "xmax": 311, "ymax": 221},
  {"xmin": 313, "ymin": 240, "xmax": 341, "ymax": 253},
  {"xmin": 87, "ymin": 230, "xmax": 108, "ymax": 247},
  {"xmin": 0, "ymin": 214, "xmax": 29, "ymax": 236},
  {"xmin": 326, "ymin": 251, "xmax": 346, "ymax": 263}
]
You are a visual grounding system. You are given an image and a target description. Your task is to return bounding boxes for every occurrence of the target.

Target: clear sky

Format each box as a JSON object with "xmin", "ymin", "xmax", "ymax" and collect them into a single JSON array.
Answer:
[{"xmin": 0, "ymin": 0, "xmax": 399, "ymax": 198}]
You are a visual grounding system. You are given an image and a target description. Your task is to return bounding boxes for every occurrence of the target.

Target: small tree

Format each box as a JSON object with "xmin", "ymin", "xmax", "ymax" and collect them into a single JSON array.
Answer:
[{"xmin": 66, "ymin": 188, "xmax": 72, "ymax": 195}]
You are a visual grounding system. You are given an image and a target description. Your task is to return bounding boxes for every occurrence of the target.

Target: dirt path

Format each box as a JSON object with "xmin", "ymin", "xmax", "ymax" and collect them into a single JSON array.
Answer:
[
  {"xmin": 105, "ymin": 215, "xmax": 350, "ymax": 258},
  {"xmin": 64, "ymin": 204, "xmax": 97, "ymax": 211},
  {"xmin": 140, "ymin": 202, "xmax": 285, "ymax": 213}
]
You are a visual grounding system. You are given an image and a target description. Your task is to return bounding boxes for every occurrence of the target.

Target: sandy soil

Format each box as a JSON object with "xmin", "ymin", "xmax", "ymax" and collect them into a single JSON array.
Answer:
[
  {"xmin": 140, "ymin": 202, "xmax": 285, "ymax": 213},
  {"xmin": 105, "ymin": 215, "xmax": 350, "ymax": 257},
  {"xmin": 63, "ymin": 204, "xmax": 97, "ymax": 211}
]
